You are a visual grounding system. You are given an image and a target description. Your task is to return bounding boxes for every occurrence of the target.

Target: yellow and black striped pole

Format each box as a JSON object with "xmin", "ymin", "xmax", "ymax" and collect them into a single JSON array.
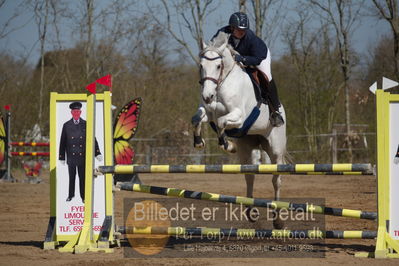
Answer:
[
  {"xmin": 99, "ymin": 163, "xmax": 374, "ymax": 175},
  {"xmin": 117, "ymin": 226, "xmax": 376, "ymax": 239},
  {"xmin": 118, "ymin": 183, "xmax": 377, "ymax": 220}
]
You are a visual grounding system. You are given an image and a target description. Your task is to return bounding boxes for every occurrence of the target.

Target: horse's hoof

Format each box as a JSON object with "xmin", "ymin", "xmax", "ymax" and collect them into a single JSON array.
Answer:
[
  {"xmin": 226, "ymin": 141, "xmax": 237, "ymax": 153},
  {"xmin": 193, "ymin": 135, "xmax": 205, "ymax": 149},
  {"xmin": 245, "ymin": 207, "xmax": 259, "ymax": 223},
  {"xmin": 272, "ymin": 211, "xmax": 285, "ymax": 229},
  {"xmin": 227, "ymin": 145, "xmax": 237, "ymax": 153},
  {"xmin": 219, "ymin": 144, "xmax": 231, "ymax": 153},
  {"xmin": 273, "ymin": 219, "xmax": 284, "ymax": 229},
  {"xmin": 270, "ymin": 112, "xmax": 285, "ymax": 127},
  {"xmin": 194, "ymin": 140, "xmax": 205, "ymax": 149},
  {"xmin": 219, "ymin": 146, "xmax": 237, "ymax": 153},
  {"xmin": 194, "ymin": 143, "xmax": 205, "ymax": 149}
]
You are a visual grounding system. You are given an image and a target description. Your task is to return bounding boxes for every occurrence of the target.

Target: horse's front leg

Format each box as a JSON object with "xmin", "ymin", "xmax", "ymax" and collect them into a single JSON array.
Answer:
[
  {"xmin": 217, "ymin": 108, "xmax": 243, "ymax": 130},
  {"xmin": 214, "ymin": 128, "xmax": 231, "ymax": 153},
  {"xmin": 191, "ymin": 106, "xmax": 208, "ymax": 149},
  {"xmin": 216, "ymin": 108, "xmax": 243, "ymax": 153}
]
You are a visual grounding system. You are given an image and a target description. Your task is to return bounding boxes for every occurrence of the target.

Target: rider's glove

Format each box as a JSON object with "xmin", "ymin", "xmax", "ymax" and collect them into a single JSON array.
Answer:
[{"xmin": 234, "ymin": 54, "xmax": 245, "ymax": 64}]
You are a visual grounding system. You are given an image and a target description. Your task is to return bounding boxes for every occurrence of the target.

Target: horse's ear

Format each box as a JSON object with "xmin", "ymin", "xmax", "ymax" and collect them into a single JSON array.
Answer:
[
  {"xmin": 216, "ymin": 32, "xmax": 229, "ymax": 52},
  {"xmin": 218, "ymin": 41, "xmax": 227, "ymax": 54},
  {"xmin": 219, "ymin": 32, "xmax": 229, "ymax": 44},
  {"xmin": 202, "ymin": 41, "xmax": 207, "ymax": 49}
]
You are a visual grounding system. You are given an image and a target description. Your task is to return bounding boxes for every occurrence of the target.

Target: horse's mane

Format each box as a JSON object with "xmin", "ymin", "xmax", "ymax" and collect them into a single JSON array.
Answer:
[
  {"xmin": 210, "ymin": 31, "xmax": 229, "ymax": 48},
  {"xmin": 202, "ymin": 31, "xmax": 236, "ymax": 56}
]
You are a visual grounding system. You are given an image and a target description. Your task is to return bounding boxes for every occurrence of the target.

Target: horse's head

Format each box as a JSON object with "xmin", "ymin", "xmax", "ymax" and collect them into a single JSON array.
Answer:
[{"xmin": 199, "ymin": 32, "xmax": 234, "ymax": 105}]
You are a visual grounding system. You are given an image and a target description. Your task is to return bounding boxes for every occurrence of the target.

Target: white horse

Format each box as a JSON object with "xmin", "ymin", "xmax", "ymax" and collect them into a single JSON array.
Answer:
[{"xmin": 192, "ymin": 32, "xmax": 287, "ymax": 228}]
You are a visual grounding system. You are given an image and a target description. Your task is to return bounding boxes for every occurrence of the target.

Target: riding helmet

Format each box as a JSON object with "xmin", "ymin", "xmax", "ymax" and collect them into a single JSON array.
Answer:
[{"xmin": 229, "ymin": 12, "xmax": 249, "ymax": 30}]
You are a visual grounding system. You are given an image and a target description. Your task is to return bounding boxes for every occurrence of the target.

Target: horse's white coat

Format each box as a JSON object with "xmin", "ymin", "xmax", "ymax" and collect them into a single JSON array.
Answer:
[{"xmin": 192, "ymin": 32, "xmax": 288, "ymax": 228}]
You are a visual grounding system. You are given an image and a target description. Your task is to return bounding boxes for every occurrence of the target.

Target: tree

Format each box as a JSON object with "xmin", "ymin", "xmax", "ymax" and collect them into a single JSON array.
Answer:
[
  {"xmin": 0, "ymin": 52, "xmax": 32, "ymax": 136},
  {"xmin": 146, "ymin": 0, "xmax": 220, "ymax": 65},
  {"xmin": 0, "ymin": 1, "xmax": 31, "ymax": 40},
  {"xmin": 33, "ymin": 0, "xmax": 50, "ymax": 124},
  {"xmin": 248, "ymin": 0, "xmax": 286, "ymax": 46},
  {"xmin": 281, "ymin": 8, "xmax": 342, "ymax": 162},
  {"xmin": 239, "ymin": 0, "xmax": 246, "ymax": 12},
  {"xmin": 371, "ymin": 0, "xmax": 399, "ymax": 80},
  {"xmin": 310, "ymin": 0, "xmax": 364, "ymax": 162}
]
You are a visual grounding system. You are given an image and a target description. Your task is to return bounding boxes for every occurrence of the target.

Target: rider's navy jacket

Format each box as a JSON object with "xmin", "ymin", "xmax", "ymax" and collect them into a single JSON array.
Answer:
[{"xmin": 212, "ymin": 26, "xmax": 268, "ymax": 66}]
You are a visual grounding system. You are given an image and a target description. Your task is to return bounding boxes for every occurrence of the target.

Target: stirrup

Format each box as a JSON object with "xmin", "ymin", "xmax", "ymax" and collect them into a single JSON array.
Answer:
[{"xmin": 270, "ymin": 111, "xmax": 284, "ymax": 127}]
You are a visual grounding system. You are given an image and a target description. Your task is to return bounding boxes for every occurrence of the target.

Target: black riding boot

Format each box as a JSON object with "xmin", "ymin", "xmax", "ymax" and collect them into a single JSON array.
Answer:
[{"xmin": 266, "ymin": 79, "xmax": 284, "ymax": 127}]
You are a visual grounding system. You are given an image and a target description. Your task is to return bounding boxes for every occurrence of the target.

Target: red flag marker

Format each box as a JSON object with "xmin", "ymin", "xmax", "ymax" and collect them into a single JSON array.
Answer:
[
  {"xmin": 4, "ymin": 105, "xmax": 10, "ymax": 111},
  {"xmin": 96, "ymin": 74, "xmax": 112, "ymax": 87},
  {"xmin": 86, "ymin": 82, "xmax": 97, "ymax": 94},
  {"xmin": 96, "ymin": 74, "xmax": 112, "ymax": 92}
]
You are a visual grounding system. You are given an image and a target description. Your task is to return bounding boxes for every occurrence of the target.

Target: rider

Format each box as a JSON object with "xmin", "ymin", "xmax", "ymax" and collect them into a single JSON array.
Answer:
[{"xmin": 212, "ymin": 12, "xmax": 284, "ymax": 127}]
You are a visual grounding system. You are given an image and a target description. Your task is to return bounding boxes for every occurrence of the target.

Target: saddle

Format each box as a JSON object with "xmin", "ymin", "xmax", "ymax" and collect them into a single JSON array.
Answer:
[
  {"xmin": 245, "ymin": 68, "xmax": 285, "ymax": 127},
  {"xmin": 245, "ymin": 68, "xmax": 271, "ymax": 109}
]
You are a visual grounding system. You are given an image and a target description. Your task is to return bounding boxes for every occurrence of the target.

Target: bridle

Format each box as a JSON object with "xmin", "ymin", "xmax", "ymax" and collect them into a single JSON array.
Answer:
[{"xmin": 199, "ymin": 50, "xmax": 225, "ymax": 89}]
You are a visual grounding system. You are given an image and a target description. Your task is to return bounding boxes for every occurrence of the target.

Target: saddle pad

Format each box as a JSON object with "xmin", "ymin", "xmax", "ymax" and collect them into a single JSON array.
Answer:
[{"xmin": 209, "ymin": 106, "xmax": 260, "ymax": 138}]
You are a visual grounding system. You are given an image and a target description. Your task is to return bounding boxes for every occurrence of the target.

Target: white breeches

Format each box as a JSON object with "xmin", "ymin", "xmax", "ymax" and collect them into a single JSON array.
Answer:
[{"xmin": 257, "ymin": 49, "xmax": 272, "ymax": 81}]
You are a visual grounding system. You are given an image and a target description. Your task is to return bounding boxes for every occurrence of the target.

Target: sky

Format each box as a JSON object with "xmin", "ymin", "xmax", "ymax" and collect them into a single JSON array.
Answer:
[{"xmin": 0, "ymin": 0, "xmax": 392, "ymax": 66}]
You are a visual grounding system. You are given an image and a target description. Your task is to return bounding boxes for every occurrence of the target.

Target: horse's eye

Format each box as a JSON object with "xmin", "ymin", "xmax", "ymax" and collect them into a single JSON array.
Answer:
[{"xmin": 217, "ymin": 65, "xmax": 221, "ymax": 70}]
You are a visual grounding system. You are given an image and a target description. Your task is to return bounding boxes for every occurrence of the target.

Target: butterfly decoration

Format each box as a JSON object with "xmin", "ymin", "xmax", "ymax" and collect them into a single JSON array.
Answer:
[
  {"xmin": 0, "ymin": 111, "xmax": 5, "ymax": 166},
  {"xmin": 113, "ymin": 98, "xmax": 142, "ymax": 164},
  {"xmin": 22, "ymin": 161, "xmax": 43, "ymax": 177}
]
